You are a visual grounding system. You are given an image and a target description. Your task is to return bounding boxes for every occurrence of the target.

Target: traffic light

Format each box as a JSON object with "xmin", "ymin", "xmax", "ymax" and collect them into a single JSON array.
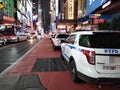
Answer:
[{"xmin": 0, "ymin": 0, "xmax": 4, "ymax": 9}]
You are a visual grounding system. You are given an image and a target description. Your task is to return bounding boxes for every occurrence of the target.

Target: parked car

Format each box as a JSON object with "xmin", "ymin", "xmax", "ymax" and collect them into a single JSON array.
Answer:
[
  {"xmin": 61, "ymin": 30, "xmax": 120, "ymax": 87},
  {"xmin": 52, "ymin": 33, "xmax": 69, "ymax": 50},
  {"xmin": 0, "ymin": 33, "xmax": 7, "ymax": 45},
  {"xmin": 0, "ymin": 24, "xmax": 28, "ymax": 42},
  {"xmin": 16, "ymin": 30, "xmax": 28, "ymax": 41}
]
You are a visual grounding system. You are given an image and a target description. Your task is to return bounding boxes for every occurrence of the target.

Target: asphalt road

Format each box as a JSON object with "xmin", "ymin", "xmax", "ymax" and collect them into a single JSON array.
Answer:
[{"xmin": 0, "ymin": 39, "xmax": 40, "ymax": 73}]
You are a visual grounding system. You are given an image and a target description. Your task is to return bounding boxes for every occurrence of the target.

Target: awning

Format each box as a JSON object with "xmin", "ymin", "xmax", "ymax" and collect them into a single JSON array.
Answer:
[
  {"xmin": 77, "ymin": 14, "xmax": 112, "ymax": 23},
  {"xmin": 77, "ymin": 15, "xmax": 89, "ymax": 22}
]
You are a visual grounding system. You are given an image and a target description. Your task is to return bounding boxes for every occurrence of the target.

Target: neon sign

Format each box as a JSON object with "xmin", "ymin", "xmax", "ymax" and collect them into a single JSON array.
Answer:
[{"xmin": 3, "ymin": 16, "xmax": 15, "ymax": 22}]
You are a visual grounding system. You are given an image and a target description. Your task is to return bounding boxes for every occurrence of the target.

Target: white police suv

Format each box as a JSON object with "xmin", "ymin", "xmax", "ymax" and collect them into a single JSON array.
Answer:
[{"xmin": 61, "ymin": 30, "xmax": 120, "ymax": 86}]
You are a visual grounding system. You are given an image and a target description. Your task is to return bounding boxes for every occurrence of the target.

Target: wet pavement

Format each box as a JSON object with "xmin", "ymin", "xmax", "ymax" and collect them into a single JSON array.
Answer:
[
  {"xmin": 0, "ymin": 74, "xmax": 46, "ymax": 90},
  {"xmin": 0, "ymin": 37, "xmax": 120, "ymax": 90},
  {"xmin": 0, "ymin": 39, "xmax": 39, "ymax": 73}
]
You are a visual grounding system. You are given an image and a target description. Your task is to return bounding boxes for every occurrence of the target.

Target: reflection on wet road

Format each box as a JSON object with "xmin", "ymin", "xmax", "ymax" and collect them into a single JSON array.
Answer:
[{"xmin": 0, "ymin": 39, "xmax": 40, "ymax": 73}]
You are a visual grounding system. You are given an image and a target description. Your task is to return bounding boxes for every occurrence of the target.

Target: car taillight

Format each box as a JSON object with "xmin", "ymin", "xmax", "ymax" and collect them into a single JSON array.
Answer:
[{"xmin": 82, "ymin": 50, "xmax": 95, "ymax": 65}]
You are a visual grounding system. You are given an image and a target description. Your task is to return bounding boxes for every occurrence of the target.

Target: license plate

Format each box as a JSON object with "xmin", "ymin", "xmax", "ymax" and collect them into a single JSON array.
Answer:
[{"xmin": 103, "ymin": 66, "xmax": 117, "ymax": 70}]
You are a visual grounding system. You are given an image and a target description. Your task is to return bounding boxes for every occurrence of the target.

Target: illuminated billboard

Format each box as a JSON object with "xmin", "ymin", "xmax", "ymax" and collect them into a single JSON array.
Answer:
[{"xmin": 86, "ymin": 0, "xmax": 109, "ymax": 15}]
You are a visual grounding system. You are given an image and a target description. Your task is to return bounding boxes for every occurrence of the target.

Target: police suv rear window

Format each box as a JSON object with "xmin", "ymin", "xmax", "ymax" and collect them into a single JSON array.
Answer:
[
  {"xmin": 57, "ymin": 34, "xmax": 69, "ymax": 38},
  {"xmin": 79, "ymin": 32, "xmax": 120, "ymax": 48}
]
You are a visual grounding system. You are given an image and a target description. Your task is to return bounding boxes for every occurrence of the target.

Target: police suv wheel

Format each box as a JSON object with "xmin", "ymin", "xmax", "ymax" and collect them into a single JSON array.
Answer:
[{"xmin": 70, "ymin": 60, "xmax": 78, "ymax": 82}]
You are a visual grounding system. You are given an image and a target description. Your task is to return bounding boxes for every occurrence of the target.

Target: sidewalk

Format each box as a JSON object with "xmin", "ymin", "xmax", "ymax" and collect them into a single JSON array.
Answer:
[{"xmin": 0, "ymin": 37, "xmax": 119, "ymax": 90}]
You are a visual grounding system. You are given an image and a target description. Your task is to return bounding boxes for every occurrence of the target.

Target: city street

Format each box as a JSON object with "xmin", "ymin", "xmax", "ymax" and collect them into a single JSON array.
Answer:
[
  {"xmin": 0, "ymin": 37, "xmax": 120, "ymax": 90},
  {"xmin": 0, "ymin": 0, "xmax": 120, "ymax": 90}
]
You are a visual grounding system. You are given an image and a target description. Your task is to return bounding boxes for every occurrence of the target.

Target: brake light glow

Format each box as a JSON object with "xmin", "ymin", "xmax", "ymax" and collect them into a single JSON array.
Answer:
[
  {"xmin": 6, "ymin": 35, "xmax": 16, "ymax": 39},
  {"xmin": 82, "ymin": 50, "xmax": 95, "ymax": 65}
]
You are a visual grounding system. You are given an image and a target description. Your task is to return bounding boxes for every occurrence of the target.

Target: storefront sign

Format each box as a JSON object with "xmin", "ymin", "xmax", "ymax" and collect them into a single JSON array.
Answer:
[
  {"xmin": 3, "ymin": 16, "xmax": 15, "ymax": 22},
  {"xmin": 87, "ymin": 0, "xmax": 109, "ymax": 14},
  {"xmin": 68, "ymin": 0, "xmax": 74, "ymax": 19},
  {"xmin": 92, "ymin": 18, "xmax": 105, "ymax": 24}
]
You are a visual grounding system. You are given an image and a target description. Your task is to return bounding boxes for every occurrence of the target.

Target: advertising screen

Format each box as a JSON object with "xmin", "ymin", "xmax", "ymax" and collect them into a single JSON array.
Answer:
[{"xmin": 86, "ymin": 0, "xmax": 109, "ymax": 15}]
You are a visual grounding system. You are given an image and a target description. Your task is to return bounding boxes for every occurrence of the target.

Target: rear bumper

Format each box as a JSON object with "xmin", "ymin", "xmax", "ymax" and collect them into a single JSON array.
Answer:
[
  {"xmin": 77, "ymin": 71, "xmax": 120, "ymax": 85},
  {"xmin": 53, "ymin": 45, "xmax": 61, "ymax": 50},
  {"xmin": 97, "ymin": 78, "xmax": 120, "ymax": 85},
  {"xmin": 7, "ymin": 39, "xmax": 18, "ymax": 42},
  {"xmin": 0, "ymin": 40, "xmax": 4, "ymax": 43},
  {"xmin": 53, "ymin": 43, "xmax": 61, "ymax": 49}
]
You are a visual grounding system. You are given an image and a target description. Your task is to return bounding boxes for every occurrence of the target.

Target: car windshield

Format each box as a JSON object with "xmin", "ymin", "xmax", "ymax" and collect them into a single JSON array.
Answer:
[{"xmin": 79, "ymin": 32, "xmax": 120, "ymax": 49}]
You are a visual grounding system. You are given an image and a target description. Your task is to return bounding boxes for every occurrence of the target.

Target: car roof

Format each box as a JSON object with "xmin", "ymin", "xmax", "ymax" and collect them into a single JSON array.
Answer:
[{"xmin": 71, "ymin": 30, "xmax": 120, "ymax": 35}]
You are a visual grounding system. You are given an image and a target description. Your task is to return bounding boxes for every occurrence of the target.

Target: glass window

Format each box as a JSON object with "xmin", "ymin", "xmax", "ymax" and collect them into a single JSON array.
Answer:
[
  {"xmin": 79, "ymin": 35, "xmax": 90, "ymax": 47},
  {"xmin": 66, "ymin": 34, "xmax": 76, "ymax": 44},
  {"xmin": 79, "ymin": 32, "xmax": 120, "ymax": 48}
]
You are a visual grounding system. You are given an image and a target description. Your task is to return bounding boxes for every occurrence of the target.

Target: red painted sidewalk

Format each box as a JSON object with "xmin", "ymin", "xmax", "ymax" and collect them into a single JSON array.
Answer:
[{"xmin": 5, "ymin": 38, "xmax": 120, "ymax": 90}]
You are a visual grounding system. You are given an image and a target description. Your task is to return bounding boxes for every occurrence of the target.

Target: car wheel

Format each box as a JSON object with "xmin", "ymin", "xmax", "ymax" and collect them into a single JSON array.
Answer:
[
  {"xmin": 53, "ymin": 47, "xmax": 56, "ymax": 50},
  {"xmin": 53, "ymin": 45, "xmax": 57, "ymax": 50},
  {"xmin": 2, "ymin": 41, "xmax": 6, "ymax": 45},
  {"xmin": 70, "ymin": 60, "xmax": 78, "ymax": 82},
  {"xmin": 17, "ymin": 38, "xmax": 19, "ymax": 42}
]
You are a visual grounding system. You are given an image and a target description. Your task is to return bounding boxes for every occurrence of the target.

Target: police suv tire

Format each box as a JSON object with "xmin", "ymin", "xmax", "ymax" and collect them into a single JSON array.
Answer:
[{"xmin": 70, "ymin": 60, "xmax": 78, "ymax": 82}]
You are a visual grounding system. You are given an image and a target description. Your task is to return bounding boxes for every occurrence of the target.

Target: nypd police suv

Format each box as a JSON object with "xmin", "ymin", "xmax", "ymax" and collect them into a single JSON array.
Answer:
[{"xmin": 61, "ymin": 30, "xmax": 120, "ymax": 87}]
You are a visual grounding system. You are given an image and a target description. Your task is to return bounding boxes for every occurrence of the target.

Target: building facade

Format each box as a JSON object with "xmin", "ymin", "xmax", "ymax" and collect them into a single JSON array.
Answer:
[
  {"xmin": 0, "ymin": 0, "xmax": 33, "ymax": 30},
  {"xmin": 50, "ymin": 0, "xmax": 120, "ymax": 33},
  {"xmin": 0, "ymin": 0, "xmax": 15, "ymax": 24}
]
